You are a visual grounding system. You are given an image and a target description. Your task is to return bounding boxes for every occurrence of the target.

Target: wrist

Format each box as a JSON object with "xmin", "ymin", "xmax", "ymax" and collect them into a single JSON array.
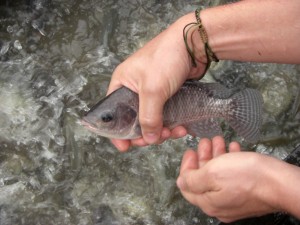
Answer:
[
  {"xmin": 174, "ymin": 13, "xmax": 208, "ymax": 78},
  {"xmin": 178, "ymin": 12, "xmax": 217, "ymax": 78},
  {"xmin": 190, "ymin": 25, "xmax": 209, "ymax": 64},
  {"xmin": 176, "ymin": 13, "xmax": 205, "ymax": 63},
  {"xmin": 257, "ymin": 155, "xmax": 300, "ymax": 217},
  {"xmin": 273, "ymin": 162, "xmax": 300, "ymax": 217}
]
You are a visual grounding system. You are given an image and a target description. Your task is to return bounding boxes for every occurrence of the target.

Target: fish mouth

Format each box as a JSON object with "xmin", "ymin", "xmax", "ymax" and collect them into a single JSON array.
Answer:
[{"xmin": 81, "ymin": 118, "xmax": 99, "ymax": 133}]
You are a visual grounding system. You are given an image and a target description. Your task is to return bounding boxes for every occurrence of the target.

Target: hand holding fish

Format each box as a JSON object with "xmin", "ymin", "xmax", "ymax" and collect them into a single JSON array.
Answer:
[
  {"xmin": 106, "ymin": 0, "xmax": 300, "ymax": 151},
  {"xmin": 107, "ymin": 14, "xmax": 206, "ymax": 151},
  {"xmin": 177, "ymin": 136, "xmax": 300, "ymax": 222}
]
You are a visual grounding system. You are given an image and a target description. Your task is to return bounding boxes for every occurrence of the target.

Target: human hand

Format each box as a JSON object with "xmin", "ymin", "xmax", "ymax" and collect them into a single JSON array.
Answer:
[
  {"xmin": 107, "ymin": 13, "xmax": 206, "ymax": 151},
  {"xmin": 176, "ymin": 136, "xmax": 281, "ymax": 223}
]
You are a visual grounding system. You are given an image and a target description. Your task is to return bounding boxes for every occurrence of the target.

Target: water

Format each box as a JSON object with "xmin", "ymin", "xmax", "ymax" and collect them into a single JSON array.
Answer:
[{"xmin": 0, "ymin": 0, "xmax": 300, "ymax": 224}]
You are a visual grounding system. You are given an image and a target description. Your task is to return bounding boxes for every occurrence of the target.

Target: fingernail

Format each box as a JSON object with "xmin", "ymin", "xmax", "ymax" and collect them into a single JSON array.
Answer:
[{"xmin": 144, "ymin": 132, "xmax": 159, "ymax": 144}]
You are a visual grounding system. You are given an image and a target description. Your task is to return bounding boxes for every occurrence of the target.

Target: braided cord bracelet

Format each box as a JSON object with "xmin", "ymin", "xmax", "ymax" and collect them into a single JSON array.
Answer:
[{"xmin": 183, "ymin": 8, "xmax": 219, "ymax": 76}]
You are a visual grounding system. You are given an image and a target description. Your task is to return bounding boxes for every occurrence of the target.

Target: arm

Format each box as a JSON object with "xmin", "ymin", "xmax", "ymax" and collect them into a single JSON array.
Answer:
[{"xmin": 192, "ymin": 0, "xmax": 300, "ymax": 64}]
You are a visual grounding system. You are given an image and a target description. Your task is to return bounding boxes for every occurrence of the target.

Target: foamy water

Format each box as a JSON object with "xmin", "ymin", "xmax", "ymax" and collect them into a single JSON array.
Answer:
[{"xmin": 0, "ymin": 0, "xmax": 299, "ymax": 224}]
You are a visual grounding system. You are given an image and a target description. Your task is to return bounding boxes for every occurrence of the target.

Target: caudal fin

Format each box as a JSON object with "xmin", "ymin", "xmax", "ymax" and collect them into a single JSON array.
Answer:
[{"xmin": 228, "ymin": 89, "xmax": 263, "ymax": 143}]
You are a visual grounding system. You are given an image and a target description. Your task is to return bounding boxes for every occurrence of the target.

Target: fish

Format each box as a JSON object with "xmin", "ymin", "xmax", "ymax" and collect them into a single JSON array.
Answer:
[{"xmin": 81, "ymin": 80, "xmax": 263, "ymax": 143}]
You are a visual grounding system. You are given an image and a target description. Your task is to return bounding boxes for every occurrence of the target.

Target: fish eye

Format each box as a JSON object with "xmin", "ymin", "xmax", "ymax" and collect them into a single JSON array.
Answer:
[{"xmin": 101, "ymin": 112, "xmax": 114, "ymax": 123}]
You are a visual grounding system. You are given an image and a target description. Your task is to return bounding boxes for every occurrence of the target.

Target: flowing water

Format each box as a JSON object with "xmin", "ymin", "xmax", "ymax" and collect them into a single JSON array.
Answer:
[{"xmin": 0, "ymin": 0, "xmax": 300, "ymax": 224}]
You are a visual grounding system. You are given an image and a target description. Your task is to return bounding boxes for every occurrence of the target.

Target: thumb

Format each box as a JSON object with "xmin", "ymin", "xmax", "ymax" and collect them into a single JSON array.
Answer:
[
  {"xmin": 138, "ymin": 90, "xmax": 166, "ymax": 144},
  {"xmin": 180, "ymin": 149, "xmax": 199, "ymax": 174},
  {"xmin": 177, "ymin": 168, "xmax": 212, "ymax": 194}
]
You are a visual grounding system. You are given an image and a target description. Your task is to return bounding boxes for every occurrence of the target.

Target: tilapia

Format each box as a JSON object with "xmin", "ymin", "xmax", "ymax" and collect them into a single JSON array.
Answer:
[{"xmin": 82, "ymin": 81, "xmax": 263, "ymax": 143}]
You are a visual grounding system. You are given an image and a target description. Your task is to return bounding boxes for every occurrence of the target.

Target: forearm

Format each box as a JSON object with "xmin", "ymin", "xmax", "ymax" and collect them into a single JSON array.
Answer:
[{"xmin": 190, "ymin": 0, "xmax": 300, "ymax": 64}]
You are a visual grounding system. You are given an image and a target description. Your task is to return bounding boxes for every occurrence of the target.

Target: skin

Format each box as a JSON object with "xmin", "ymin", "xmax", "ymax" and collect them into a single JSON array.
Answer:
[
  {"xmin": 177, "ymin": 136, "xmax": 300, "ymax": 222},
  {"xmin": 106, "ymin": 0, "xmax": 300, "ymax": 221},
  {"xmin": 108, "ymin": 0, "xmax": 300, "ymax": 151}
]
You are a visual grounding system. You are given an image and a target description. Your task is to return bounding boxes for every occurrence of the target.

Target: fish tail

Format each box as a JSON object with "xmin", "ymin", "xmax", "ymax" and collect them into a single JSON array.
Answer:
[{"xmin": 228, "ymin": 89, "xmax": 263, "ymax": 143}]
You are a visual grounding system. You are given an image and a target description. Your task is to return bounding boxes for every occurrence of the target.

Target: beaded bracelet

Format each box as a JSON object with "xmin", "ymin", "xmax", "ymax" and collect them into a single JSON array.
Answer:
[{"xmin": 183, "ymin": 8, "xmax": 219, "ymax": 76}]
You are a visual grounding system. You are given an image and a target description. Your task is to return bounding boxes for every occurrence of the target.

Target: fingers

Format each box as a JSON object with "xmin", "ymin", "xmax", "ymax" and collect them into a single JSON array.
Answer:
[
  {"xmin": 177, "ymin": 149, "xmax": 203, "ymax": 193},
  {"xmin": 229, "ymin": 141, "xmax": 241, "ymax": 152},
  {"xmin": 110, "ymin": 139, "xmax": 131, "ymax": 152},
  {"xmin": 212, "ymin": 136, "xmax": 226, "ymax": 157},
  {"xmin": 177, "ymin": 169, "xmax": 209, "ymax": 194},
  {"xmin": 131, "ymin": 138, "xmax": 148, "ymax": 147},
  {"xmin": 170, "ymin": 126, "xmax": 187, "ymax": 139},
  {"xmin": 112, "ymin": 127, "xmax": 240, "ymax": 156},
  {"xmin": 161, "ymin": 127, "xmax": 171, "ymax": 140},
  {"xmin": 139, "ymin": 90, "xmax": 166, "ymax": 144},
  {"xmin": 177, "ymin": 137, "xmax": 224, "ymax": 193},
  {"xmin": 197, "ymin": 136, "xmax": 226, "ymax": 167},
  {"xmin": 111, "ymin": 128, "xmax": 172, "ymax": 152},
  {"xmin": 178, "ymin": 149, "xmax": 210, "ymax": 194},
  {"xmin": 177, "ymin": 137, "xmax": 244, "ymax": 217},
  {"xmin": 111, "ymin": 126, "xmax": 177, "ymax": 151},
  {"xmin": 179, "ymin": 149, "xmax": 198, "ymax": 174},
  {"xmin": 197, "ymin": 138, "xmax": 212, "ymax": 167}
]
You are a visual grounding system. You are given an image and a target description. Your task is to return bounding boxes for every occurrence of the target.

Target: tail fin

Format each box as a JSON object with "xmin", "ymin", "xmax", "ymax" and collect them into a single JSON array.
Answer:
[{"xmin": 228, "ymin": 89, "xmax": 263, "ymax": 143}]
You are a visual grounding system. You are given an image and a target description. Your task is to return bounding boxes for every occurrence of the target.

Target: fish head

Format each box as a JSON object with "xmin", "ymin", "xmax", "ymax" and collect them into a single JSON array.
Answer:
[{"xmin": 81, "ymin": 87, "xmax": 141, "ymax": 139}]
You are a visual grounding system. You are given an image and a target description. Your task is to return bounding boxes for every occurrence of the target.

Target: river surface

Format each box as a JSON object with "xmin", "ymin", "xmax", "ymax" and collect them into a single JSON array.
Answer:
[{"xmin": 0, "ymin": 0, "xmax": 300, "ymax": 225}]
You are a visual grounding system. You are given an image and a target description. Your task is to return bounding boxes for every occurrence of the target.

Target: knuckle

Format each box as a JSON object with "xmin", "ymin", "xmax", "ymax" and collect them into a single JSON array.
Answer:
[
  {"xmin": 139, "ymin": 116, "xmax": 160, "ymax": 130},
  {"xmin": 139, "ymin": 116, "xmax": 154, "ymax": 126}
]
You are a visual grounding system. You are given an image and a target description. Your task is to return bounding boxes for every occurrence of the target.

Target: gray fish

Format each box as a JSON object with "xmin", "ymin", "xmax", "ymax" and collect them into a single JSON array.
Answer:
[{"xmin": 82, "ymin": 81, "xmax": 263, "ymax": 143}]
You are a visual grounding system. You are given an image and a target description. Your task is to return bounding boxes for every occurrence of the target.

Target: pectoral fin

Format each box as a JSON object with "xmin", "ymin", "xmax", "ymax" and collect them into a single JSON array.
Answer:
[{"xmin": 185, "ymin": 118, "xmax": 222, "ymax": 139}]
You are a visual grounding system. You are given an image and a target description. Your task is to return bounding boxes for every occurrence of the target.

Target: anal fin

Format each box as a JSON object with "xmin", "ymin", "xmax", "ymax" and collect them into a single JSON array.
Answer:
[{"xmin": 185, "ymin": 118, "xmax": 223, "ymax": 139}]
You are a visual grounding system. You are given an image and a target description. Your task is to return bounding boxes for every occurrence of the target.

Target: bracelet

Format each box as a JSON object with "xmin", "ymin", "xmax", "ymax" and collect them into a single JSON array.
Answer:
[{"xmin": 183, "ymin": 8, "xmax": 219, "ymax": 76}]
